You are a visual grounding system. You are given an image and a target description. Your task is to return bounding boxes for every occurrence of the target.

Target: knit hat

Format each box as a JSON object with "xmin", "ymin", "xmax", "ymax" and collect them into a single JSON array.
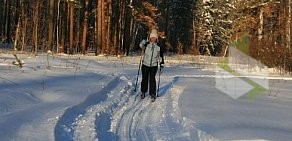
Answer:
[{"xmin": 149, "ymin": 29, "xmax": 158, "ymax": 39}]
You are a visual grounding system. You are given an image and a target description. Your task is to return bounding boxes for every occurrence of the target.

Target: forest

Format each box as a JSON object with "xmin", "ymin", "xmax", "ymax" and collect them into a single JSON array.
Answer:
[{"xmin": 0, "ymin": 0, "xmax": 291, "ymax": 71}]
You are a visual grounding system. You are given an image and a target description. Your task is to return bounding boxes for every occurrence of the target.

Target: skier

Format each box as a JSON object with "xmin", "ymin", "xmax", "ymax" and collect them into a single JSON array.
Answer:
[{"xmin": 139, "ymin": 29, "xmax": 164, "ymax": 102}]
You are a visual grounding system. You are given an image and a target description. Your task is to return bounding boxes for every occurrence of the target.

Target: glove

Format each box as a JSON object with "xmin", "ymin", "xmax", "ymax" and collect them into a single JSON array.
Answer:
[{"xmin": 139, "ymin": 39, "xmax": 147, "ymax": 48}]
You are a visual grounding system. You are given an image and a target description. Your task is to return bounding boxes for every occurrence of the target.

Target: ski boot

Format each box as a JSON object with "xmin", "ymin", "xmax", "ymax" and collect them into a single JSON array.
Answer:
[
  {"xmin": 141, "ymin": 92, "xmax": 145, "ymax": 99},
  {"xmin": 151, "ymin": 95, "xmax": 156, "ymax": 102}
]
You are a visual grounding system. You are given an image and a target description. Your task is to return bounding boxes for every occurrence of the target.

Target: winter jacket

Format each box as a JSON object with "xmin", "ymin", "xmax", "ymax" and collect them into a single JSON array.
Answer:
[{"xmin": 140, "ymin": 40, "xmax": 161, "ymax": 67}]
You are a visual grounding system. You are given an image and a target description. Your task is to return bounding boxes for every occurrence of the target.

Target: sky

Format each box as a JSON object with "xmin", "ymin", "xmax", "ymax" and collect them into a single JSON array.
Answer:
[{"xmin": 0, "ymin": 53, "xmax": 292, "ymax": 141}]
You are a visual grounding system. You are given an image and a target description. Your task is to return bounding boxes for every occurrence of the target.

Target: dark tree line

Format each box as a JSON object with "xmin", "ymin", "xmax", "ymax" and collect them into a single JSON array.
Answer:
[
  {"xmin": 0, "ymin": 0, "xmax": 291, "ymax": 63},
  {"xmin": 0, "ymin": 0, "xmax": 195, "ymax": 56}
]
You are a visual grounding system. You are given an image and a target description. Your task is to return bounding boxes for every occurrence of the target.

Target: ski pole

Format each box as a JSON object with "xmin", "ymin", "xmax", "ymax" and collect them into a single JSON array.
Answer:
[
  {"xmin": 134, "ymin": 54, "xmax": 143, "ymax": 92},
  {"xmin": 157, "ymin": 63, "xmax": 162, "ymax": 97}
]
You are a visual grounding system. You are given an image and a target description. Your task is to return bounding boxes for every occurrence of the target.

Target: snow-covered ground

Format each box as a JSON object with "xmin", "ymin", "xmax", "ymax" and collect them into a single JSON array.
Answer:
[{"xmin": 0, "ymin": 53, "xmax": 292, "ymax": 141}]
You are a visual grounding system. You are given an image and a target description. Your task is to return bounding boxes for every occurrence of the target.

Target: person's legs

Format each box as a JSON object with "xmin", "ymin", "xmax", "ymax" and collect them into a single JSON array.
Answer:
[
  {"xmin": 141, "ymin": 65, "xmax": 149, "ymax": 98},
  {"xmin": 149, "ymin": 66, "xmax": 158, "ymax": 98}
]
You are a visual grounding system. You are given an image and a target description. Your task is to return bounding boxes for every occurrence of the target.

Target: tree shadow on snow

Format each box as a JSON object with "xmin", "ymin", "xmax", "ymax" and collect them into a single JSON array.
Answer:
[{"xmin": 157, "ymin": 76, "xmax": 180, "ymax": 97}]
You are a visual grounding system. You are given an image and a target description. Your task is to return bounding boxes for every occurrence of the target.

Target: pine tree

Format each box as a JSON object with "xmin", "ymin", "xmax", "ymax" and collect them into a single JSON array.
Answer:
[{"xmin": 195, "ymin": 0, "xmax": 234, "ymax": 56}]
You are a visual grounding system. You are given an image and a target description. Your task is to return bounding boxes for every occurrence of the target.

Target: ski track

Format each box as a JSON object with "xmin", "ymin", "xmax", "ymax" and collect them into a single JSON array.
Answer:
[
  {"xmin": 54, "ymin": 76, "xmax": 128, "ymax": 141},
  {"xmin": 55, "ymin": 73, "xmax": 218, "ymax": 141},
  {"xmin": 112, "ymin": 75, "xmax": 218, "ymax": 141},
  {"xmin": 112, "ymin": 76, "xmax": 200, "ymax": 141}
]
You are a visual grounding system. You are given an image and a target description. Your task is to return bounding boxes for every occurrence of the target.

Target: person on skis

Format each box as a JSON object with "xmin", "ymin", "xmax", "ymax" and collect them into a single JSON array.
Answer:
[{"xmin": 139, "ymin": 29, "xmax": 164, "ymax": 102}]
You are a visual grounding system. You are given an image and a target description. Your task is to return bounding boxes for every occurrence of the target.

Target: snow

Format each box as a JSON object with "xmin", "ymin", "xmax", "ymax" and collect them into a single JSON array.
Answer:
[{"xmin": 1, "ymin": 53, "xmax": 292, "ymax": 141}]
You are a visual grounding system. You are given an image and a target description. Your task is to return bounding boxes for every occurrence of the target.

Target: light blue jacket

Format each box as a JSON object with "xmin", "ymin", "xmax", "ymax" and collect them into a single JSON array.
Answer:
[{"xmin": 140, "ymin": 40, "xmax": 161, "ymax": 67}]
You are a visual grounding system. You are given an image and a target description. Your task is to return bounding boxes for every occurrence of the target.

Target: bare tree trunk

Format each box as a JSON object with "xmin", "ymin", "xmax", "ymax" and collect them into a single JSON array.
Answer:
[
  {"xmin": 69, "ymin": 3, "xmax": 74, "ymax": 55},
  {"xmin": 103, "ymin": 0, "xmax": 110, "ymax": 54},
  {"xmin": 3, "ymin": 0, "xmax": 7, "ymax": 40},
  {"xmin": 21, "ymin": 18, "xmax": 27, "ymax": 51},
  {"xmin": 75, "ymin": 7, "xmax": 81, "ymax": 53},
  {"xmin": 287, "ymin": 0, "xmax": 291, "ymax": 49},
  {"xmin": 5, "ymin": 0, "xmax": 12, "ymax": 43},
  {"xmin": 59, "ymin": 2, "xmax": 67, "ymax": 53},
  {"xmin": 0, "ymin": 0, "xmax": 5, "ymax": 38},
  {"xmin": 113, "ymin": 3, "xmax": 119, "ymax": 55},
  {"xmin": 33, "ymin": 0, "xmax": 40, "ymax": 55},
  {"xmin": 118, "ymin": 0, "xmax": 126, "ymax": 55},
  {"xmin": 13, "ymin": 15, "xmax": 21, "ymax": 50},
  {"xmin": 123, "ymin": 0, "xmax": 132, "ymax": 56},
  {"xmin": 96, "ymin": 0, "xmax": 103, "ymax": 55},
  {"xmin": 56, "ymin": 0, "xmax": 61, "ymax": 53},
  {"xmin": 47, "ymin": 0, "xmax": 54, "ymax": 52},
  {"xmin": 129, "ymin": 23, "xmax": 138, "ymax": 53},
  {"xmin": 107, "ymin": 0, "xmax": 112, "ymax": 54},
  {"xmin": 113, "ymin": 1, "xmax": 121, "ymax": 55},
  {"xmin": 81, "ymin": 0, "xmax": 89, "ymax": 54},
  {"xmin": 192, "ymin": 20, "xmax": 197, "ymax": 53},
  {"xmin": 102, "ymin": 0, "xmax": 108, "ymax": 54},
  {"xmin": 102, "ymin": 0, "xmax": 107, "ymax": 55}
]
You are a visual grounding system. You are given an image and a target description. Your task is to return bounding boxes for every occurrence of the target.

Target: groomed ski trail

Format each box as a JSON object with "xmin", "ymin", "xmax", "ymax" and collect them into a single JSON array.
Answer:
[
  {"xmin": 112, "ymin": 76, "xmax": 201, "ymax": 141},
  {"xmin": 55, "ymin": 74, "xmax": 218, "ymax": 141},
  {"xmin": 54, "ymin": 75, "xmax": 134, "ymax": 141}
]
